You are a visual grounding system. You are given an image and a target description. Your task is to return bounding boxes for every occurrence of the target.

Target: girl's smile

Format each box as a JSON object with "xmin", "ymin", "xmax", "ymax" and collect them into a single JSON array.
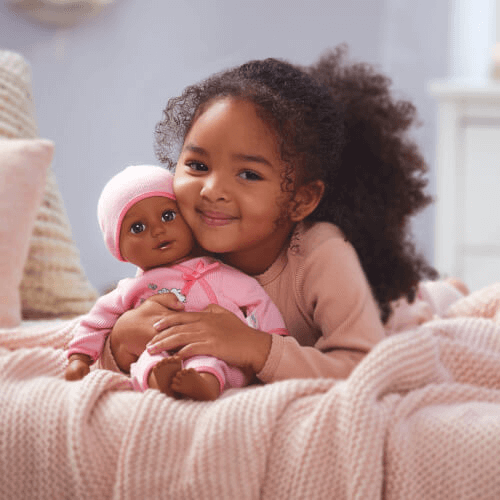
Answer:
[
  {"xmin": 196, "ymin": 209, "xmax": 238, "ymax": 227},
  {"xmin": 174, "ymin": 98, "xmax": 295, "ymax": 275}
]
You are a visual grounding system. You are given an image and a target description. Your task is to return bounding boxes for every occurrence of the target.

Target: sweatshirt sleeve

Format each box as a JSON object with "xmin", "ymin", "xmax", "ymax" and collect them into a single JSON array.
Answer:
[
  {"xmin": 257, "ymin": 236, "xmax": 385, "ymax": 382},
  {"xmin": 67, "ymin": 282, "xmax": 129, "ymax": 362}
]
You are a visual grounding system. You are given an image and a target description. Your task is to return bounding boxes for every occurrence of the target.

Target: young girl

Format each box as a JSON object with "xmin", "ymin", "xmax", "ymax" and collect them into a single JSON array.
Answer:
[
  {"xmin": 102, "ymin": 45, "xmax": 465, "ymax": 382},
  {"xmin": 65, "ymin": 165, "xmax": 287, "ymax": 400}
]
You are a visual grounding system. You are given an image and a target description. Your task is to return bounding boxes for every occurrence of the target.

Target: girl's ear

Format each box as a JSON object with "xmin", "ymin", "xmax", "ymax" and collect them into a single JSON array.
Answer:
[{"xmin": 289, "ymin": 180, "xmax": 325, "ymax": 222}]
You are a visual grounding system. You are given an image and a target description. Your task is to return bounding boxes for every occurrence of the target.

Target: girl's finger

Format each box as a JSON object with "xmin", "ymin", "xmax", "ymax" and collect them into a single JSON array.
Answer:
[
  {"xmin": 147, "ymin": 326, "xmax": 204, "ymax": 354},
  {"xmin": 167, "ymin": 342, "xmax": 205, "ymax": 360},
  {"xmin": 153, "ymin": 311, "xmax": 205, "ymax": 332}
]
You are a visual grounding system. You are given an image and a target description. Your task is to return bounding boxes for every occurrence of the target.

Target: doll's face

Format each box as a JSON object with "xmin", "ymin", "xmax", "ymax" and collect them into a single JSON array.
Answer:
[{"xmin": 119, "ymin": 196, "xmax": 196, "ymax": 271}]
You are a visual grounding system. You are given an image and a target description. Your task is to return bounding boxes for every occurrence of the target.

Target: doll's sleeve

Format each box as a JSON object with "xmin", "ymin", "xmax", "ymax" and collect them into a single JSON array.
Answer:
[
  {"xmin": 67, "ymin": 283, "xmax": 128, "ymax": 362},
  {"xmin": 221, "ymin": 267, "xmax": 288, "ymax": 336}
]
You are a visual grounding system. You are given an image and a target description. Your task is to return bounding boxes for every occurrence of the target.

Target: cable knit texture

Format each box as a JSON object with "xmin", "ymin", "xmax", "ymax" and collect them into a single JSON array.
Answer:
[{"xmin": 2, "ymin": 282, "xmax": 500, "ymax": 499}]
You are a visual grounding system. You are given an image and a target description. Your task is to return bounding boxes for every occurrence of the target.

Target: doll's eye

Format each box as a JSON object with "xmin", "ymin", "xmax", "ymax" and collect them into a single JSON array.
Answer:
[
  {"xmin": 162, "ymin": 210, "xmax": 177, "ymax": 222},
  {"xmin": 130, "ymin": 222, "xmax": 146, "ymax": 234}
]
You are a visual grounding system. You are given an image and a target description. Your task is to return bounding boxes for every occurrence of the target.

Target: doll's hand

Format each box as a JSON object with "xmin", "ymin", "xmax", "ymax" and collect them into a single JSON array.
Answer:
[
  {"xmin": 146, "ymin": 304, "xmax": 272, "ymax": 375},
  {"xmin": 65, "ymin": 354, "xmax": 92, "ymax": 381},
  {"xmin": 110, "ymin": 293, "xmax": 185, "ymax": 373}
]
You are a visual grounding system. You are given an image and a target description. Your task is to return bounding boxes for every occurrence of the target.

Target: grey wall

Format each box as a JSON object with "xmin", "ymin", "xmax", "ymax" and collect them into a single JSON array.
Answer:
[{"xmin": 0, "ymin": 0, "xmax": 451, "ymax": 293}]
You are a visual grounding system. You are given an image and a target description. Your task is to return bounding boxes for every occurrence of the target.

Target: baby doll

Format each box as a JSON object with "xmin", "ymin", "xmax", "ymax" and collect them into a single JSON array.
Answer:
[{"xmin": 65, "ymin": 165, "xmax": 288, "ymax": 400}]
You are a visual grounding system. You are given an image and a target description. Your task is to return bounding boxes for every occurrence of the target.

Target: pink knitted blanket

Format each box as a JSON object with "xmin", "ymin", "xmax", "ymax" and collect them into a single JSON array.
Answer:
[{"xmin": 2, "ymin": 314, "xmax": 500, "ymax": 499}]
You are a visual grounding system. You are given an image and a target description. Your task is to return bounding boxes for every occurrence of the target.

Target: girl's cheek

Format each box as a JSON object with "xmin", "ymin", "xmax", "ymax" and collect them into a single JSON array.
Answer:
[{"xmin": 173, "ymin": 174, "xmax": 196, "ymax": 206}]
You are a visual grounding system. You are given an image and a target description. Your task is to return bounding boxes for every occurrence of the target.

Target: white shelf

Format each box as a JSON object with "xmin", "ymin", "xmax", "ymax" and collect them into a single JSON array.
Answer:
[
  {"xmin": 429, "ymin": 79, "xmax": 500, "ymax": 291},
  {"xmin": 429, "ymin": 80, "xmax": 500, "ymax": 99}
]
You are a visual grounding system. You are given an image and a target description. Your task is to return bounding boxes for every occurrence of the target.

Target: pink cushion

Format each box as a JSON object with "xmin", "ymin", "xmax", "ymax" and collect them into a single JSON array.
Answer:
[{"xmin": 0, "ymin": 138, "xmax": 54, "ymax": 326}]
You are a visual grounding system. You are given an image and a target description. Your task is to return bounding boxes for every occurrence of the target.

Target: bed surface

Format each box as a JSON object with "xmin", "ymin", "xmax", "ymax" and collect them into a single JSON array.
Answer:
[{"xmin": 2, "ymin": 315, "xmax": 500, "ymax": 499}]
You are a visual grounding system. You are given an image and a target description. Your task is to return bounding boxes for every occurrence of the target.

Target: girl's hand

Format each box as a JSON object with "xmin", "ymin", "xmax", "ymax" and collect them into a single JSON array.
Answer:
[
  {"xmin": 146, "ymin": 304, "xmax": 272, "ymax": 375},
  {"xmin": 65, "ymin": 354, "xmax": 92, "ymax": 381},
  {"xmin": 110, "ymin": 293, "xmax": 185, "ymax": 373}
]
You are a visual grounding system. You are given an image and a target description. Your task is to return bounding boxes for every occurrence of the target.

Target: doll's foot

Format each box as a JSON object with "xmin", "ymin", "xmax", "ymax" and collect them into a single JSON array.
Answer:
[
  {"xmin": 171, "ymin": 369, "xmax": 220, "ymax": 401},
  {"xmin": 149, "ymin": 356, "xmax": 182, "ymax": 397},
  {"xmin": 446, "ymin": 277, "xmax": 469, "ymax": 296}
]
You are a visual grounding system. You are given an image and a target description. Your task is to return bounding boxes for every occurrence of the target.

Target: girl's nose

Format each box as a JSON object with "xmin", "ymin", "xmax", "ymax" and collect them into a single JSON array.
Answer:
[{"xmin": 200, "ymin": 173, "xmax": 229, "ymax": 202}]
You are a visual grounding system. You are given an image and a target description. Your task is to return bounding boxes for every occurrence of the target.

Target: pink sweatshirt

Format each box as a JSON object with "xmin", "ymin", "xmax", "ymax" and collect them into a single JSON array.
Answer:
[
  {"xmin": 254, "ymin": 222, "xmax": 465, "ymax": 382},
  {"xmin": 255, "ymin": 222, "xmax": 385, "ymax": 382}
]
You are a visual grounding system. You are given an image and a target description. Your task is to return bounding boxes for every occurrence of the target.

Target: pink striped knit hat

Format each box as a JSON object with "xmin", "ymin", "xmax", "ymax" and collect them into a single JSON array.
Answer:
[{"xmin": 97, "ymin": 165, "xmax": 175, "ymax": 262}]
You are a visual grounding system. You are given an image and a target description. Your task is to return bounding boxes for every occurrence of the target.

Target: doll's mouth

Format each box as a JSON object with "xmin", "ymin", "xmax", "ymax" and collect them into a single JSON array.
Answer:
[{"xmin": 156, "ymin": 240, "xmax": 172, "ymax": 250}]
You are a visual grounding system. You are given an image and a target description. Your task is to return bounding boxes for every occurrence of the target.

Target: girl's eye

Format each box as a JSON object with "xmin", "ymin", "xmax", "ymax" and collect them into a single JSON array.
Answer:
[
  {"xmin": 130, "ymin": 222, "xmax": 146, "ymax": 234},
  {"xmin": 239, "ymin": 170, "xmax": 262, "ymax": 181},
  {"xmin": 162, "ymin": 210, "xmax": 177, "ymax": 222},
  {"xmin": 186, "ymin": 161, "xmax": 208, "ymax": 172}
]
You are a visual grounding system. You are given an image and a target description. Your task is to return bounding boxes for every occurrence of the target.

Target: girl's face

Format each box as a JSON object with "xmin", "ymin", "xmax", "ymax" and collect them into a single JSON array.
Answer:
[
  {"xmin": 119, "ymin": 196, "xmax": 196, "ymax": 271},
  {"xmin": 173, "ymin": 98, "xmax": 295, "ymax": 275}
]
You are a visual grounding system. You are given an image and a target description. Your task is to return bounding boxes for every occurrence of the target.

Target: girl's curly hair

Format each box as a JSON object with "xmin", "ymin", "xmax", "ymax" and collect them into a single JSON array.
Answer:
[{"xmin": 155, "ymin": 44, "xmax": 438, "ymax": 323}]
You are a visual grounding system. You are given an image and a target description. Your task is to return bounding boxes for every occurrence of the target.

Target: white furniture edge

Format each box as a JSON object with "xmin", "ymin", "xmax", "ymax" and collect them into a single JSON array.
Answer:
[{"xmin": 428, "ymin": 79, "xmax": 500, "ymax": 281}]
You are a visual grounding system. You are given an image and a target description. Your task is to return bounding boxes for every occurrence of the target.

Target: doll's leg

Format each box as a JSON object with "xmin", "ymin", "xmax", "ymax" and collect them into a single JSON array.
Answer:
[
  {"xmin": 131, "ymin": 350, "xmax": 222, "ymax": 399},
  {"xmin": 130, "ymin": 350, "xmax": 180, "ymax": 397},
  {"xmin": 149, "ymin": 355, "xmax": 183, "ymax": 397},
  {"xmin": 170, "ymin": 356, "xmax": 230, "ymax": 401},
  {"xmin": 170, "ymin": 369, "xmax": 221, "ymax": 401}
]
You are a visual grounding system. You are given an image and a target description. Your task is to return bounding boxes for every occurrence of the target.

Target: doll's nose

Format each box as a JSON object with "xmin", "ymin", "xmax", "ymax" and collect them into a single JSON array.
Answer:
[{"xmin": 150, "ymin": 221, "xmax": 166, "ymax": 237}]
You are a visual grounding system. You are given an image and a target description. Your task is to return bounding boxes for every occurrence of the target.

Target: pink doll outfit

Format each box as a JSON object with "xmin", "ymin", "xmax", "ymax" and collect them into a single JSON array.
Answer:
[
  {"xmin": 69, "ymin": 256, "xmax": 288, "ymax": 391},
  {"xmin": 68, "ymin": 165, "xmax": 287, "ymax": 393}
]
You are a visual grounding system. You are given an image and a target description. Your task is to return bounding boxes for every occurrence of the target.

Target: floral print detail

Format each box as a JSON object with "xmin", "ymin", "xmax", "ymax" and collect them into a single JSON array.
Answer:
[
  {"xmin": 147, "ymin": 284, "xmax": 186, "ymax": 303},
  {"xmin": 169, "ymin": 288, "xmax": 186, "ymax": 303}
]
